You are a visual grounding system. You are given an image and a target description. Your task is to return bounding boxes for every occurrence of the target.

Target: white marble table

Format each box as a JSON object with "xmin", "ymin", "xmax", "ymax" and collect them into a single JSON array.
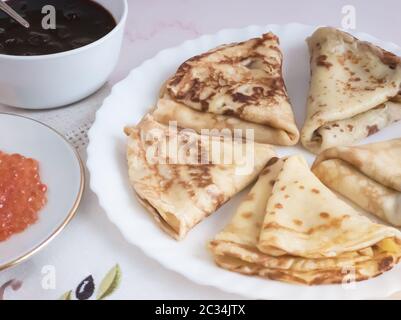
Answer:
[{"xmin": 1, "ymin": 0, "xmax": 401, "ymax": 299}]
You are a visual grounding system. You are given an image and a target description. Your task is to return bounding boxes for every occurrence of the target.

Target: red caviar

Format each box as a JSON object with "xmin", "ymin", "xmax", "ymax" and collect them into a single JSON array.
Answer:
[{"xmin": 0, "ymin": 151, "xmax": 47, "ymax": 241}]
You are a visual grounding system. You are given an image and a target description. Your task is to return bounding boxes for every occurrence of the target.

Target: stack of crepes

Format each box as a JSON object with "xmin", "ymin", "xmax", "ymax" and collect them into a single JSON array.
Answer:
[
  {"xmin": 312, "ymin": 138, "xmax": 401, "ymax": 227},
  {"xmin": 153, "ymin": 32, "xmax": 299, "ymax": 146},
  {"xmin": 209, "ymin": 155, "xmax": 401, "ymax": 285},
  {"xmin": 125, "ymin": 32, "xmax": 300, "ymax": 240},
  {"xmin": 125, "ymin": 115, "xmax": 277, "ymax": 240},
  {"xmin": 301, "ymin": 27, "xmax": 401, "ymax": 154}
]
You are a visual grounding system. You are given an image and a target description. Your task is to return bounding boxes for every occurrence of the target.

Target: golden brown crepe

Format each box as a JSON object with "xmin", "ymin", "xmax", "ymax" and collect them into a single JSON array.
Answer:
[
  {"xmin": 210, "ymin": 155, "xmax": 401, "ymax": 285},
  {"xmin": 152, "ymin": 32, "xmax": 299, "ymax": 146},
  {"xmin": 125, "ymin": 115, "xmax": 277, "ymax": 240},
  {"xmin": 301, "ymin": 27, "xmax": 401, "ymax": 154},
  {"xmin": 312, "ymin": 139, "xmax": 401, "ymax": 227}
]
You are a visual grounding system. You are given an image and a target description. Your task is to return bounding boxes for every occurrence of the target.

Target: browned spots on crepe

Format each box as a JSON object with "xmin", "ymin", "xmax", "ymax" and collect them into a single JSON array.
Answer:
[
  {"xmin": 299, "ymin": 185, "xmax": 305, "ymax": 190},
  {"xmin": 264, "ymin": 218, "xmax": 346, "ymax": 235},
  {"xmin": 320, "ymin": 212, "xmax": 330, "ymax": 219},
  {"xmin": 378, "ymin": 256, "xmax": 394, "ymax": 272},
  {"xmin": 284, "ymin": 194, "xmax": 290, "ymax": 199},
  {"xmin": 378, "ymin": 49, "xmax": 401, "ymax": 70},
  {"xmin": 309, "ymin": 270, "xmax": 349, "ymax": 286},
  {"xmin": 266, "ymin": 157, "xmax": 279, "ymax": 167},
  {"xmin": 337, "ymin": 54, "xmax": 346, "ymax": 65},
  {"xmin": 281, "ymin": 186, "xmax": 286, "ymax": 191},
  {"xmin": 231, "ymin": 92, "xmax": 251, "ymax": 103},
  {"xmin": 293, "ymin": 219, "xmax": 303, "ymax": 226},
  {"xmin": 241, "ymin": 212, "xmax": 253, "ymax": 219},
  {"xmin": 270, "ymin": 180, "xmax": 277, "ymax": 186},
  {"xmin": 316, "ymin": 55, "xmax": 333, "ymax": 69},
  {"xmin": 261, "ymin": 167, "xmax": 271, "ymax": 175},
  {"xmin": 164, "ymin": 32, "xmax": 290, "ymax": 122},
  {"xmin": 311, "ymin": 188, "xmax": 320, "ymax": 194},
  {"xmin": 263, "ymin": 222, "xmax": 301, "ymax": 234},
  {"xmin": 306, "ymin": 217, "xmax": 346, "ymax": 235},
  {"xmin": 275, "ymin": 203, "xmax": 283, "ymax": 209},
  {"xmin": 187, "ymin": 165, "xmax": 214, "ymax": 188},
  {"xmin": 367, "ymin": 124, "xmax": 379, "ymax": 136},
  {"xmin": 343, "ymin": 49, "xmax": 362, "ymax": 65},
  {"xmin": 243, "ymin": 193, "xmax": 255, "ymax": 201}
]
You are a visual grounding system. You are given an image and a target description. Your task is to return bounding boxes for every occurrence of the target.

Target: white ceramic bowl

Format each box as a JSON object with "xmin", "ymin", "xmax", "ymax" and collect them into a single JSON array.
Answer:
[{"xmin": 0, "ymin": 0, "xmax": 128, "ymax": 109}]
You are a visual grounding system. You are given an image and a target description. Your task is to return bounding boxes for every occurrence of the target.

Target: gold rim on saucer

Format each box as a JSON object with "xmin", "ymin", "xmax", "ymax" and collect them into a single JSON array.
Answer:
[{"xmin": 0, "ymin": 112, "xmax": 85, "ymax": 272}]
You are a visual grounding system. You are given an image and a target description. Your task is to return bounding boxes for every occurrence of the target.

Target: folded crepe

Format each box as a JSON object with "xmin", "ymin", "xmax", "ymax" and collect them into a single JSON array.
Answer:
[
  {"xmin": 210, "ymin": 155, "xmax": 401, "ymax": 285},
  {"xmin": 312, "ymin": 139, "xmax": 401, "ymax": 227},
  {"xmin": 125, "ymin": 115, "xmax": 277, "ymax": 240},
  {"xmin": 301, "ymin": 27, "xmax": 401, "ymax": 154},
  {"xmin": 152, "ymin": 32, "xmax": 299, "ymax": 146}
]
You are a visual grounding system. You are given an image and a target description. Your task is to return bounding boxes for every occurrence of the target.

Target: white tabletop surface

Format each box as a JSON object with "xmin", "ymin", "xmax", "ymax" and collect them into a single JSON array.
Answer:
[{"xmin": 1, "ymin": 0, "xmax": 401, "ymax": 300}]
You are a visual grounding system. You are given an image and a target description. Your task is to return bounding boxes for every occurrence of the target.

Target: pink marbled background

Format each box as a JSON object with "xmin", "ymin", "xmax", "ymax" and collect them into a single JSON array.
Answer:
[{"xmin": 112, "ymin": 0, "xmax": 401, "ymax": 85}]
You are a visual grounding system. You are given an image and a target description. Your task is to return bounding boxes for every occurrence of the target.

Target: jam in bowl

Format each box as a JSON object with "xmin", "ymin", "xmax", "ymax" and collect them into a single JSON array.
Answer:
[
  {"xmin": 0, "ymin": 0, "xmax": 117, "ymax": 56},
  {"xmin": 0, "ymin": 0, "xmax": 127, "ymax": 109}
]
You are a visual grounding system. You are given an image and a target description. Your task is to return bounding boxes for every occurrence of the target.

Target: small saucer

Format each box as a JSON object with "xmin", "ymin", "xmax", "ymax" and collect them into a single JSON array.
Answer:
[{"xmin": 0, "ymin": 113, "xmax": 84, "ymax": 270}]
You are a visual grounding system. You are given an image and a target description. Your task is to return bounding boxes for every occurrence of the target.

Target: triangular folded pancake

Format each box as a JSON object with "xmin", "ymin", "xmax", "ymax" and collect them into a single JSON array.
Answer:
[
  {"xmin": 125, "ymin": 115, "xmax": 276, "ymax": 240},
  {"xmin": 152, "ymin": 32, "xmax": 299, "ymax": 146},
  {"xmin": 301, "ymin": 27, "xmax": 401, "ymax": 154},
  {"xmin": 210, "ymin": 155, "xmax": 401, "ymax": 285},
  {"xmin": 312, "ymin": 139, "xmax": 401, "ymax": 226}
]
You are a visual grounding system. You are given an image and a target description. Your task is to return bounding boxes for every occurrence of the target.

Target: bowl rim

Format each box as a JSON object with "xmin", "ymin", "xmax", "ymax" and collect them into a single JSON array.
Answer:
[
  {"xmin": 0, "ymin": 112, "xmax": 85, "ymax": 272},
  {"xmin": 0, "ymin": 0, "xmax": 128, "ymax": 61}
]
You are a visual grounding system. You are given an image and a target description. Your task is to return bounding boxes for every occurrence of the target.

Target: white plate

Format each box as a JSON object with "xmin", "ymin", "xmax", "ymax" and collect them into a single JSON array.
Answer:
[
  {"xmin": 0, "ymin": 113, "xmax": 84, "ymax": 270},
  {"xmin": 87, "ymin": 23, "xmax": 401, "ymax": 299}
]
